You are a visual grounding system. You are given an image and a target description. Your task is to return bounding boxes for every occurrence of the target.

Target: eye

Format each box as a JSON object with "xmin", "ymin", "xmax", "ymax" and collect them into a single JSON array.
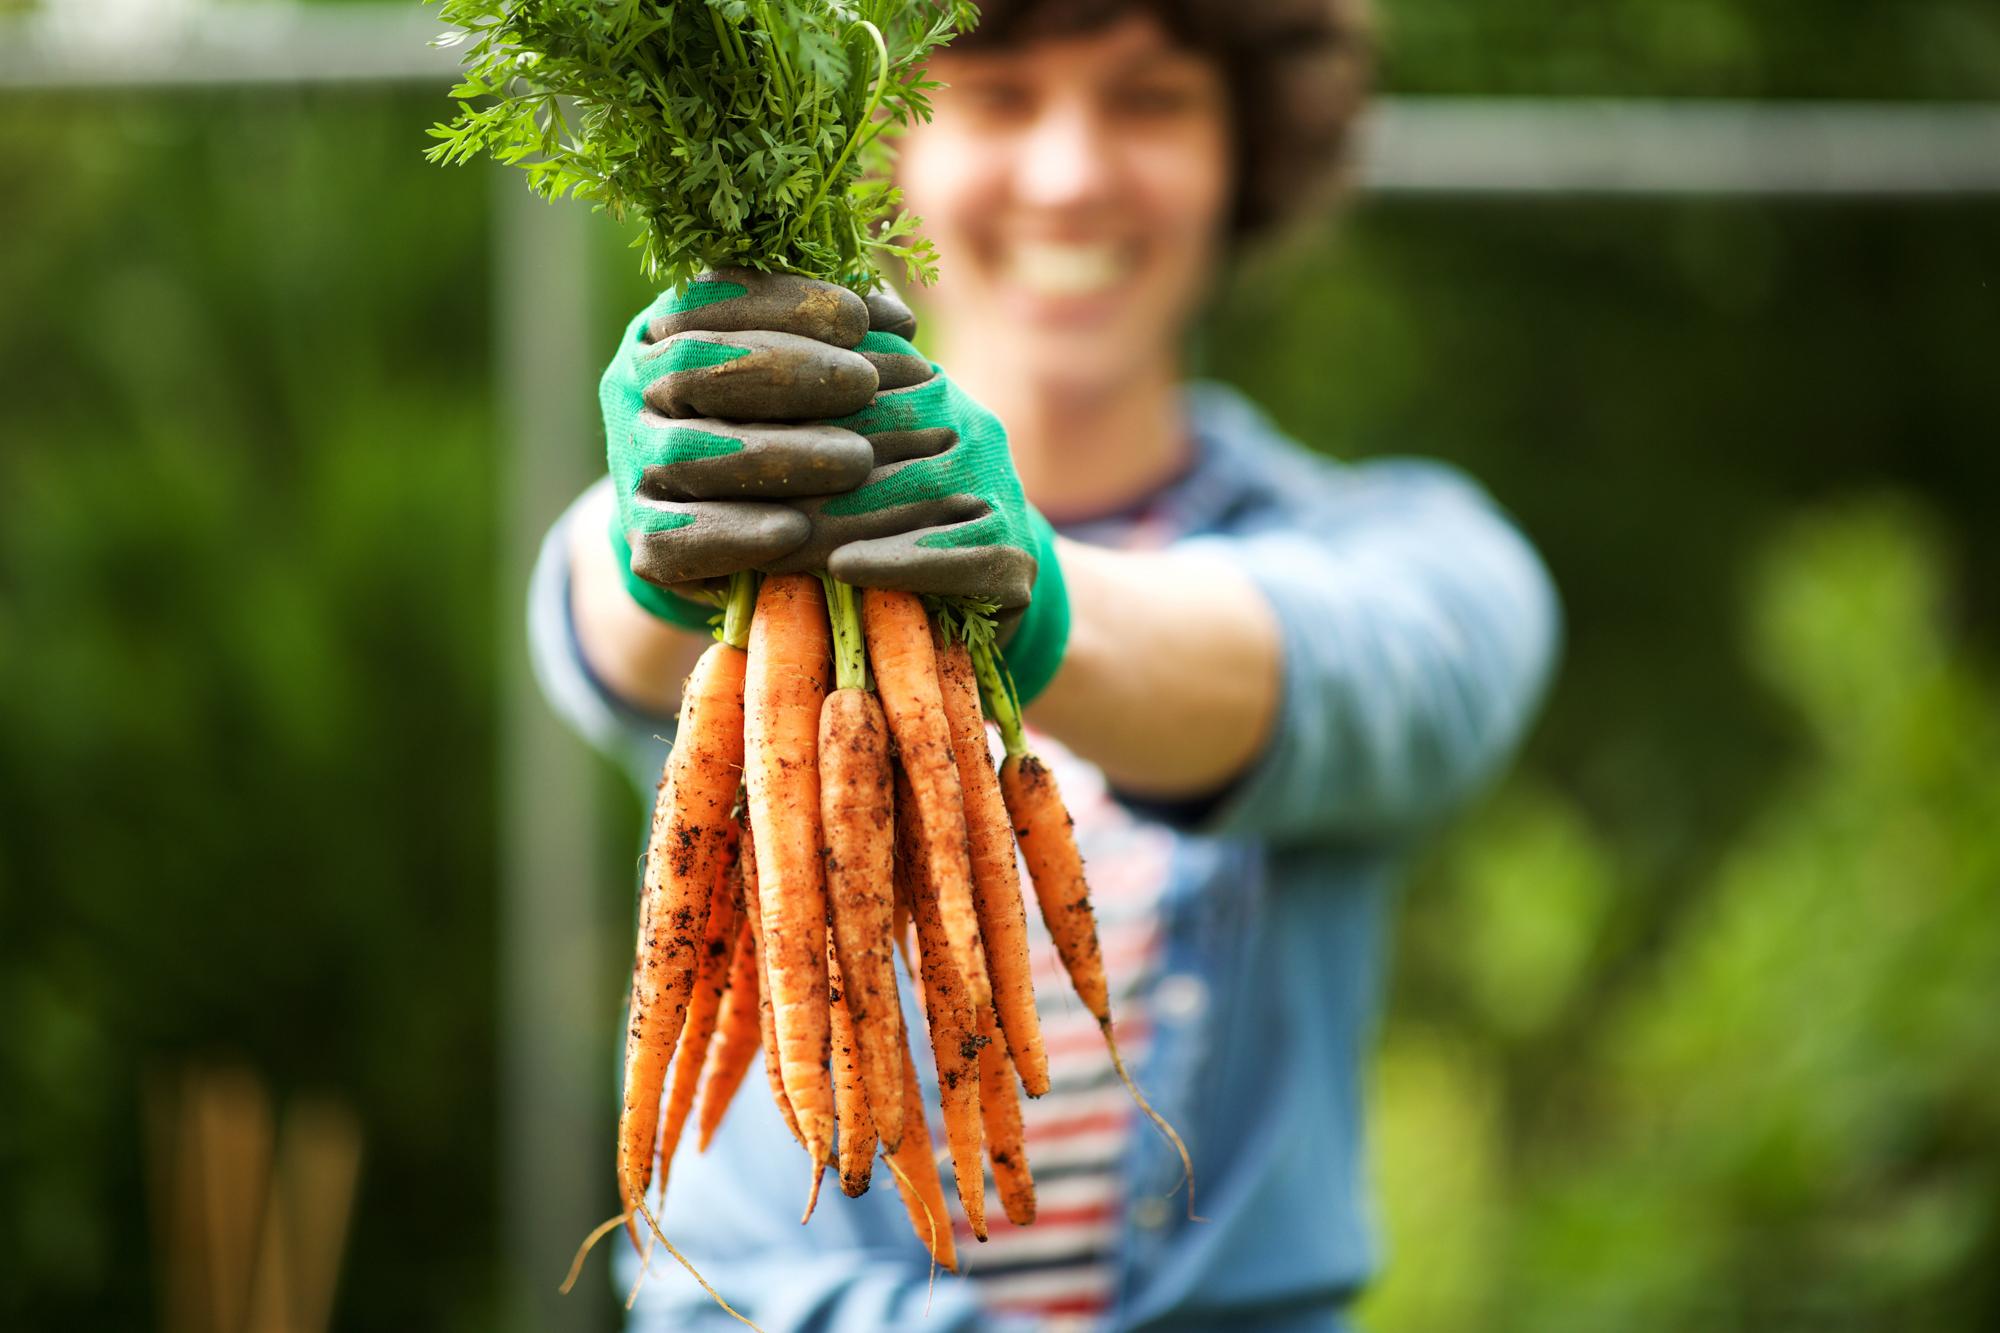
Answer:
[
  {"xmin": 1111, "ymin": 80, "xmax": 1202, "ymax": 117},
  {"xmin": 956, "ymin": 76, "xmax": 1037, "ymax": 122}
]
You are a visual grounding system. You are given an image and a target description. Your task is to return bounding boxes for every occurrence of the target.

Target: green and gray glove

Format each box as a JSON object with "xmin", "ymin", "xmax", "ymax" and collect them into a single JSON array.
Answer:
[
  {"xmin": 601, "ymin": 269, "xmax": 1068, "ymax": 699},
  {"xmin": 601, "ymin": 267, "xmax": 879, "ymax": 625}
]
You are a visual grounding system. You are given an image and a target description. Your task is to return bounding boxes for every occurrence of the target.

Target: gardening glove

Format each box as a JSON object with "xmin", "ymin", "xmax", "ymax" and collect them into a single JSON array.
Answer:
[
  {"xmin": 601, "ymin": 267, "xmax": 888, "ymax": 626},
  {"xmin": 760, "ymin": 327, "xmax": 1071, "ymax": 703}
]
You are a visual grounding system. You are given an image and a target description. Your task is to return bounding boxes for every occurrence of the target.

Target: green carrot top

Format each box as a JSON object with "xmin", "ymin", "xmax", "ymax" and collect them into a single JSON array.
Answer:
[{"xmin": 427, "ymin": 0, "xmax": 976, "ymax": 292}]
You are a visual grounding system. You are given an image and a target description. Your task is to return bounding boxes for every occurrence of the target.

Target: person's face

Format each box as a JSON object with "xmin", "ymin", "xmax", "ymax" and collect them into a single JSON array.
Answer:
[{"xmin": 895, "ymin": 13, "xmax": 1232, "ymax": 393}]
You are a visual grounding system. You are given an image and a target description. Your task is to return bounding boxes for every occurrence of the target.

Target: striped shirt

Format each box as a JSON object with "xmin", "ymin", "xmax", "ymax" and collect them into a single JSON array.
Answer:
[{"xmin": 942, "ymin": 727, "xmax": 1176, "ymax": 1332}]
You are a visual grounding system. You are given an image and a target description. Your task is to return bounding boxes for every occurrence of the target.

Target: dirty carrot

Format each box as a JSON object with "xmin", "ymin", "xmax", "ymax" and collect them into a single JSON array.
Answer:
[
  {"xmin": 697, "ymin": 916, "xmax": 761, "ymax": 1152},
  {"xmin": 817, "ymin": 576, "xmax": 907, "ymax": 1153},
  {"xmin": 976, "ymin": 1003, "xmax": 1036, "ymax": 1226},
  {"xmin": 881, "ymin": 1003, "xmax": 958, "ymax": 1274},
  {"xmin": 935, "ymin": 624, "xmax": 1049, "ymax": 1098},
  {"xmin": 971, "ymin": 630, "xmax": 1200, "ymax": 1218},
  {"xmin": 657, "ymin": 833, "xmax": 743, "ymax": 1178},
  {"xmin": 619, "ymin": 570, "xmax": 753, "ymax": 1244},
  {"xmin": 827, "ymin": 938, "xmax": 878, "ymax": 1197},
  {"xmin": 741, "ymin": 807, "xmax": 804, "ymax": 1151},
  {"xmin": 861, "ymin": 589, "xmax": 990, "ymax": 1011},
  {"xmin": 894, "ymin": 757, "xmax": 989, "ymax": 1240},
  {"xmin": 744, "ymin": 571, "xmax": 838, "ymax": 1192}
]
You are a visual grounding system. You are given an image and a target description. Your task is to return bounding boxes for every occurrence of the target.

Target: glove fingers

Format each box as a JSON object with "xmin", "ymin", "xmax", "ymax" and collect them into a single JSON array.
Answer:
[
  {"xmin": 862, "ymin": 287, "xmax": 919, "ymax": 340},
  {"xmin": 633, "ymin": 417, "xmax": 874, "ymax": 500},
  {"xmin": 826, "ymin": 525, "xmax": 1040, "ymax": 608},
  {"xmin": 755, "ymin": 493, "xmax": 986, "ymax": 575},
  {"xmin": 642, "ymin": 330, "xmax": 878, "ymax": 421},
  {"xmin": 856, "ymin": 331, "xmax": 935, "ymax": 392},
  {"xmin": 866, "ymin": 428, "xmax": 956, "ymax": 467},
  {"xmin": 648, "ymin": 268, "xmax": 869, "ymax": 349},
  {"xmin": 627, "ymin": 502, "xmax": 812, "ymax": 586}
]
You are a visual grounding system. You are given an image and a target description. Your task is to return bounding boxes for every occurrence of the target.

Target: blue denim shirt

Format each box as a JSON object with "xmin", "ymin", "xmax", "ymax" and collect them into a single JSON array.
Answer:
[{"xmin": 528, "ymin": 383, "xmax": 1560, "ymax": 1332}]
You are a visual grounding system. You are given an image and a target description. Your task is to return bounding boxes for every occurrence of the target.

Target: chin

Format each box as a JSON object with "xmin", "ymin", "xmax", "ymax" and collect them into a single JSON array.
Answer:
[{"xmin": 1014, "ymin": 331, "xmax": 1158, "ymax": 399}]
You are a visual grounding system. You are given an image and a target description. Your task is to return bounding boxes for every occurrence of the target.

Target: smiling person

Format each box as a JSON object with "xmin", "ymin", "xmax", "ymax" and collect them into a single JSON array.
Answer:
[{"xmin": 530, "ymin": 0, "xmax": 1559, "ymax": 1327}]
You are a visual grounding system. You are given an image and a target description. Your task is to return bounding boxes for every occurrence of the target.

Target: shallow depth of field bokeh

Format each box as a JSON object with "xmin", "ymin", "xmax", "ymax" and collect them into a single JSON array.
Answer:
[{"xmin": 2, "ymin": 0, "xmax": 1997, "ymax": 1328}]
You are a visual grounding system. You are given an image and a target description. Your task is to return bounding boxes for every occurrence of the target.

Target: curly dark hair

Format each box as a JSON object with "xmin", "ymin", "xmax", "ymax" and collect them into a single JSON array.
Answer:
[{"xmin": 950, "ymin": 0, "xmax": 1373, "ymax": 242}]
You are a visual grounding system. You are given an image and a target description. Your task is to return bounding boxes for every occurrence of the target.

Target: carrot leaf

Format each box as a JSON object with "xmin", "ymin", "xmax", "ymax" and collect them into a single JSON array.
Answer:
[{"xmin": 427, "ymin": 0, "xmax": 977, "ymax": 291}]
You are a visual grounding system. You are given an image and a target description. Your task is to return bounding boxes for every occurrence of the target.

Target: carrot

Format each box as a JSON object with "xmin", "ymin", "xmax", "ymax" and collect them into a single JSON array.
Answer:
[
  {"xmin": 656, "ymin": 833, "xmax": 743, "ymax": 1179},
  {"xmin": 977, "ymin": 1003, "xmax": 1036, "ymax": 1226},
  {"xmin": 741, "ymin": 811, "xmax": 804, "ymax": 1151},
  {"xmin": 860, "ymin": 589, "xmax": 991, "ymax": 1011},
  {"xmin": 744, "ymin": 572, "xmax": 838, "ymax": 1190},
  {"xmin": 935, "ymin": 629, "xmax": 1049, "ymax": 1098},
  {"xmin": 881, "ymin": 1004, "xmax": 958, "ymax": 1274},
  {"xmin": 696, "ymin": 916, "xmax": 760, "ymax": 1152},
  {"xmin": 826, "ymin": 939, "xmax": 877, "ymax": 1197},
  {"xmin": 970, "ymin": 628, "xmax": 1201, "ymax": 1219},
  {"xmin": 619, "ymin": 588, "xmax": 749, "ymax": 1244},
  {"xmin": 894, "ymin": 757, "xmax": 988, "ymax": 1241},
  {"xmin": 817, "ymin": 577, "xmax": 907, "ymax": 1152},
  {"xmin": 998, "ymin": 751, "xmax": 1108, "ymax": 1022}
]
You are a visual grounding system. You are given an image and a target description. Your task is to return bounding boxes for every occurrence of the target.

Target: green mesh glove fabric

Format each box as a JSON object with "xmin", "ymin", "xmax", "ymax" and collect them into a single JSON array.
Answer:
[{"xmin": 599, "ymin": 268, "xmax": 882, "ymax": 619}]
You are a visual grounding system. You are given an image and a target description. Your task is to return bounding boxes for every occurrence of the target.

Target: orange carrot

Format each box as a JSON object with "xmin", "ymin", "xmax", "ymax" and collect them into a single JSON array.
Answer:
[
  {"xmin": 741, "ymin": 813, "xmax": 804, "ymax": 1151},
  {"xmin": 999, "ymin": 752, "xmax": 1109, "ymax": 1023},
  {"xmin": 861, "ymin": 590, "xmax": 991, "ymax": 1011},
  {"xmin": 977, "ymin": 636, "xmax": 1199, "ymax": 1219},
  {"xmin": 619, "ymin": 633, "xmax": 746, "ymax": 1243},
  {"xmin": 936, "ymin": 632, "xmax": 1049, "ymax": 1098},
  {"xmin": 696, "ymin": 917, "xmax": 760, "ymax": 1152},
  {"xmin": 656, "ymin": 832, "xmax": 743, "ymax": 1180},
  {"xmin": 977, "ymin": 1003, "xmax": 1036, "ymax": 1226},
  {"xmin": 744, "ymin": 572, "xmax": 838, "ymax": 1187},
  {"xmin": 894, "ymin": 757, "xmax": 988, "ymax": 1241},
  {"xmin": 882, "ymin": 1004, "xmax": 958, "ymax": 1274},
  {"xmin": 826, "ymin": 939, "xmax": 877, "ymax": 1197},
  {"xmin": 818, "ymin": 577, "xmax": 907, "ymax": 1152}
]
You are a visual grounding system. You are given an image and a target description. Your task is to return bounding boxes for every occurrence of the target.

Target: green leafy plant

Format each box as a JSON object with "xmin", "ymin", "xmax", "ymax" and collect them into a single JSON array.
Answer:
[{"xmin": 427, "ymin": 0, "xmax": 975, "ymax": 290}]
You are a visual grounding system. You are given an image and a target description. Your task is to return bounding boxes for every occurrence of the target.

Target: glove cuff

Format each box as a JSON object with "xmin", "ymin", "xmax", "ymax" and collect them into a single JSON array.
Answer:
[
  {"xmin": 1001, "ymin": 507, "xmax": 1070, "ymax": 706},
  {"xmin": 606, "ymin": 519, "xmax": 723, "ymax": 633}
]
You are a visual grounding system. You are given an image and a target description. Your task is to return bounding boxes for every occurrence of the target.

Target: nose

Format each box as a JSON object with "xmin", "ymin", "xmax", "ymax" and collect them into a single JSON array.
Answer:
[{"xmin": 1014, "ymin": 94, "xmax": 1115, "ymax": 210}]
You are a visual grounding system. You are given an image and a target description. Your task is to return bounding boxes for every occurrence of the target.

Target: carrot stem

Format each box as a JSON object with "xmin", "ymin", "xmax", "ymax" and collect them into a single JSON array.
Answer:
[
  {"xmin": 721, "ymin": 568, "xmax": 759, "ymax": 650},
  {"xmin": 819, "ymin": 574, "xmax": 870, "ymax": 693},
  {"xmin": 961, "ymin": 615, "xmax": 1027, "ymax": 760}
]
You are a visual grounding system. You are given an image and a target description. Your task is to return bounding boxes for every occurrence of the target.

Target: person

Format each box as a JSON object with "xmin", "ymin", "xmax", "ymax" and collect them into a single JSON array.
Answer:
[{"xmin": 528, "ymin": 0, "xmax": 1560, "ymax": 1326}]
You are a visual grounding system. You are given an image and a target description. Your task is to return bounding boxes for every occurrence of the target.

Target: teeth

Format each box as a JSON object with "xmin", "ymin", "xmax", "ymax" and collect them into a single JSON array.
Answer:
[{"xmin": 1009, "ymin": 241, "xmax": 1125, "ymax": 297}]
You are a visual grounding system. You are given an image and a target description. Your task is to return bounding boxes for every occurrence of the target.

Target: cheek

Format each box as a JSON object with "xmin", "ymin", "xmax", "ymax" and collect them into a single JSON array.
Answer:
[
  {"xmin": 1134, "ymin": 125, "xmax": 1232, "ymax": 251},
  {"xmin": 896, "ymin": 126, "xmax": 1008, "ymax": 257}
]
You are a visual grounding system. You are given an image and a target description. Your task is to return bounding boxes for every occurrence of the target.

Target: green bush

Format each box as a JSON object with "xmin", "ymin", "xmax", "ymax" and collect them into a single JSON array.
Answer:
[{"xmin": 1364, "ymin": 500, "xmax": 2000, "ymax": 1331}]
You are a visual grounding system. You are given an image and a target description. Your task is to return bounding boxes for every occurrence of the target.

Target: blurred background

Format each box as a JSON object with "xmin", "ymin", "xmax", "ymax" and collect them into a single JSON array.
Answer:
[{"xmin": 1, "ymin": 0, "xmax": 1995, "ymax": 1328}]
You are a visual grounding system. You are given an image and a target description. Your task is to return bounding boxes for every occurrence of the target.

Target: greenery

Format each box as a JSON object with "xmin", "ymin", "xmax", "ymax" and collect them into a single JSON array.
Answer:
[
  {"xmin": 1361, "ymin": 502, "xmax": 2000, "ymax": 1331},
  {"xmin": 1, "ymin": 0, "xmax": 1997, "ymax": 1328},
  {"xmin": 428, "ymin": 0, "xmax": 973, "ymax": 288}
]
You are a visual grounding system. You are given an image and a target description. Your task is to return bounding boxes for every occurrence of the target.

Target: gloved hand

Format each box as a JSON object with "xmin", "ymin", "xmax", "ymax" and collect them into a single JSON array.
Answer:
[
  {"xmin": 601, "ymin": 267, "xmax": 884, "ymax": 625},
  {"xmin": 760, "ymin": 332, "xmax": 1069, "ymax": 701},
  {"xmin": 602, "ymin": 270, "xmax": 1069, "ymax": 699}
]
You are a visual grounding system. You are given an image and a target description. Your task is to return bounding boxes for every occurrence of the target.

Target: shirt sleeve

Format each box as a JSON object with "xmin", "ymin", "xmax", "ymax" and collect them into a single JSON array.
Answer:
[
  {"xmin": 1185, "ymin": 455, "xmax": 1561, "ymax": 847},
  {"xmin": 526, "ymin": 477, "xmax": 678, "ymax": 795}
]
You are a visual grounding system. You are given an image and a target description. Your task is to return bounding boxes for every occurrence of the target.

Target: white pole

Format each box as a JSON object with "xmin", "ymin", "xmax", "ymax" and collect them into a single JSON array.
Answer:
[{"xmin": 494, "ymin": 169, "xmax": 609, "ymax": 1333}]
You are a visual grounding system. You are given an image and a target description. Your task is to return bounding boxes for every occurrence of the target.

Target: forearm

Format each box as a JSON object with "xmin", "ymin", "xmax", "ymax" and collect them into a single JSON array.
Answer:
[
  {"xmin": 1027, "ymin": 537, "xmax": 1281, "ymax": 800},
  {"xmin": 569, "ymin": 481, "xmax": 710, "ymax": 718}
]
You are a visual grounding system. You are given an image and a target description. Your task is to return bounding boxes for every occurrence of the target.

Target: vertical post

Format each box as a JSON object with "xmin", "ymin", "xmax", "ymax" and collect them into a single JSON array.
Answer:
[{"xmin": 494, "ymin": 171, "xmax": 608, "ymax": 1332}]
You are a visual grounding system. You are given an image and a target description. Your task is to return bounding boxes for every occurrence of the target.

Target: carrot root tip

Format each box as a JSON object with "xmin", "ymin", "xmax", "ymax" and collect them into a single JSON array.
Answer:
[
  {"xmin": 560, "ymin": 1211, "xmax": 632, "ymax": 1295},
  {"xmin": 1103, "ymin": 1019, "xmax": 1204, "ymax": 1223}
]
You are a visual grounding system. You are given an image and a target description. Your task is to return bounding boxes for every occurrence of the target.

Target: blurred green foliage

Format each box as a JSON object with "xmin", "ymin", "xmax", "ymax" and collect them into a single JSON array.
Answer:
[
  {"xmin": 0, "ymin": 90, "xmax": 499, "ymax": 1330},
  {"xmin": 2, "ymin": 0, "xmax": 1998, "ymax": 1328},
  {"xmin": 1362, "ymin": 502, "xmax": 2000, "ymax": 1330}
]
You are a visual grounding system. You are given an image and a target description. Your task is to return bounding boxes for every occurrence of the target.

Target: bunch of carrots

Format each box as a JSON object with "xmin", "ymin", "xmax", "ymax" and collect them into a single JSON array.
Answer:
[{"xmin": 586, "ymin": 567, "xmax": 1187, "ymax": 1308}]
